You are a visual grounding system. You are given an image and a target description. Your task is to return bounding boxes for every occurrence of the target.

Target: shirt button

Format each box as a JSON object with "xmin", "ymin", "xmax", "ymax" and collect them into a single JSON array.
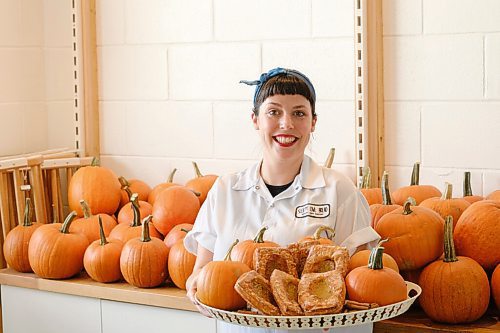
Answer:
[
  {"xmin": 270, "ymin": 203, "xmax": 274, "ymax": 208},
  {"xmin": 255, "ymin": 185, "xmax": 260, "ymax": 190},
  {"xmin": 295, "ymin": 186, "xmax": 300, "ymax": 190}
]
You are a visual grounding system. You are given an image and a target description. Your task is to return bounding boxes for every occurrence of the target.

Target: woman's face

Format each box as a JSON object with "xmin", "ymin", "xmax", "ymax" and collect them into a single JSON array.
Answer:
[{"xmin": 252, "ymin": 94, "xmax": 316, "ymax": 163}]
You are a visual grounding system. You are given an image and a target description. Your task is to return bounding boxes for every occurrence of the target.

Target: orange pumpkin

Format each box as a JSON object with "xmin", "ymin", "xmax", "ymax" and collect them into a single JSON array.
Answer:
[
  {"xmin": 348, "ymin": 239, "xmax": 399, "ymax": 274},
  {"xmin": 359, "ymin": 167, "xmax": 383, "ymax": 205},
  {"xmin": 462, "ymin": 171, "xmax": 483, "ymax": 204},
  {"xmin": 391, "ymin": 162, "xmax": 441, "ymax": 205},
  {"xmin": 28, "ymin": 211, "xmax": 89, "ymax": 279},
  {"xmin": 68, "ymin": 158, "xmax": 122, "ymax": 216},
  {"xmin": 120, "ymin": 216, "xmax": 169, "ymax": 288},
  {"xmin": 345, "ymin": 245, "xmax": 407, "ymax": 306},
  {"xmin": 299, "ymin": 225, "xmax": 336, "ymax": 245},
  {"xmin": 109, "ymin": 209, "xmax": 162, "ymax": 244},
  {"xmin": 375, "ymin": 200, "xmax": 444, "ymax": 270},
  {"xmin": 168, "ymin": 235, "xmax": 196, "ymax": 290},
  {"xmin": 83, "ymin": 216, "xmax": 124, "ymax": 283},
  {"xmin": 118, "ymin": 176, "xmax": 151, "ymax": 210},
  {"xmin": 492, "ymin": 264, "xmax": 500, "ymax": 310},
  {"xmin": 185, "ymin": 161, "xmax": 218, "ymax": 205},
  {"xmin": 230, "ymin": 227, "xmax": 279, "ymax": 269},
  {"xmin": 117, "ymin": 193, "xmax": 153, "ymax": 225},
  {"xmin": 419, "ymin": 182, "xmax": 470, "ymax": 228},
  {"xmin": 152, "ymin": 186, "xmax": 200, "ymax": 236},
  {"xmin": 164, "ymin": 223, "xmax": 193, "ymax": 250},
  {"xmin": 486, "ymin": 190, "xmax": 500, "ymax": 202},
  {"xmin": 370, "ymin": 171, "xmax": 401, "ymax": 229},
  {"xmin": 419, "ymin": 216, "xmax": 490, "ymax": 324},
  {"xmin": 196, "ymin": 240, "xmax": 251, "ymax": 310},
  {"xmin": 3, "ymin": 198, "xmax": 42, "ymax": 272},
  {"xmin": 454, "ymin": 200, "xmax": 500, "ymax": 271},
  {"xmin": 148, "ymin": 168, "xmax": 180, "ymax": 205},
  {"xmin": 69, "ymin": 200, "xmax": 117, "ymax": 243}
]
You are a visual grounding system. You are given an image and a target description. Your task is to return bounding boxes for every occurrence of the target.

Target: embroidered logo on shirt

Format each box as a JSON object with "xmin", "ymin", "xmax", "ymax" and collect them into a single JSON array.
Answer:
[{"xmin": 295, "ymin": 204, "xmax": 330, "ymax": 218}]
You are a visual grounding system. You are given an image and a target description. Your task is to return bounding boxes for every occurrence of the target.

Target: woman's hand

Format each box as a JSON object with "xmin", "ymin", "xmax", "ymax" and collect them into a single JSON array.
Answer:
[{"xmin": 185, "ymin": 245, "xmax": 214, "ymax": 318}]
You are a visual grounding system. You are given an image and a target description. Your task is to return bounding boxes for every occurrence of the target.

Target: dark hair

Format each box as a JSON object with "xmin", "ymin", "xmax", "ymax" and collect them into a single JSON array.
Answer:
[{"xmin": 253, "ymin": 74, "xmax": 316, "ymax": 117}]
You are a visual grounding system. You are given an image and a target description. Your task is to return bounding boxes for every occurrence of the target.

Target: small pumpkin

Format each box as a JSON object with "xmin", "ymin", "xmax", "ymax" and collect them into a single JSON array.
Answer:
[
  {"xmin": 168, "ymin": 230, "xmax": 196, "ymax": 290},
  {"xmin": 369, "ymin": 171, "xmax": 401, "ymax": 229},
  {"xmin": 69, "ymin": 200, "xmax": 117, "ymax": 242},
  {"xmin": 120, "ymin": 215, "xmax": 169, "ymax": 288},
  {"xmin": 68, "ymin": 157, "xmax": 122, "ymax": 216},
  {"xmin": 299, "ymin": 225, "xmax": 336, "ymax": 245},
  {"xmin": 109, "ymin": 201, "xmax": 162, "ymax": 244},
  {"xmin": 462, "ymin": 171, "xmax": 483, "ymax": 204},
  {"xmin": 359, "ymin": 167, "xmax": 383, "ymax": 205},
  {"xmin": 118, "ymin": 176, "xmax": 151, "ymax": 210},
  {"xmin": 117, "ymin": 193, "xmax": 153, "ymax": 225},
  {"xmin": 83, "ymin": 216, "xmax": 123, "ymax": 283},
  {"xmin": 28, "ymin": 211, "xmax": 89, "ymax": 279},
  {"xmin": 164, "ymin": 223, "xmax": 194, "ymax": 250},
  {"xmin": 185, "ymin": 161, "xmax": 218, "ymax": 205},
  {"xmin": 148, "ymin": 169, "xmax": 180, "ymax": 205},
  {"xmin": 419, "ymin": 216, "xmax": 490, "ymax": 324},
  {"xmin": 492, "ymin": 264, "xmax": 500, "ymax": 310},
  {"xmin": 230, "ymin": 227, "xmax": 279, "ymax": 269},
  {"xmin": 348, "ymin": 239, "xmax": 399, "ymax": 274},
  {"xmin": 345, "ymin": 244, "xmax": 407, "ymax": 306},
  {"xmin": 3, "ymin": 198, "xmax": 42, "ymax": 272},
  {"xmin": 419, "ymin": 182, "xmax": 470, "ymax": 227},
  {"xmin": 196, "ymin": 240, "xmax": 251, "ymax": 310},
  {"xmin": 453, "ymin": 200, "xmax": 500, "ymax": 271},
  {"xmin": 391, "ymin": 162, "xmax": 441, "ymax": 205},
  {"xmin": 486, "ymin": 190, "xmax": 500, "ymax": 202},
  {"xmin": 375, "ymin": 200, "xmax": 444, "ymax": 270}
]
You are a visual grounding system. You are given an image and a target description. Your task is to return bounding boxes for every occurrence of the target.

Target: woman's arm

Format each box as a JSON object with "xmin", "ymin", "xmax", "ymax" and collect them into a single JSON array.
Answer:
[{"xmin": 185, "ymin": 245, "xmax": 214, "ymax": 317}]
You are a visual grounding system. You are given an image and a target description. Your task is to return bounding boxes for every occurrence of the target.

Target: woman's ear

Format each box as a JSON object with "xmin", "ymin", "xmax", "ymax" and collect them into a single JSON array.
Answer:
[
  {"xmin": 311, "ymin": 116, "xmax": 317, "ymax": 132},
  {"xmin": 252, "ymin": 113, "xmax": 259, "ymax": 130}
]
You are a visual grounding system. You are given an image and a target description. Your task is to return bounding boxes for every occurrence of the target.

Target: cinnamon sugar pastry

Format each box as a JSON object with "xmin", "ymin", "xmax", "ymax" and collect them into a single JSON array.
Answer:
[
  {"xmin": 234, "ymin": 270, "xmax": 281, "ymax": 316},
  {"xmin": 269, "ymin": 270, "xmax": 303, "ymax": 316},
  {"xmin": 287, "ymin": 240, "xmax": 320, "ymax": 278},
  {"xmin": 298, "ymin": 270, "xmax": 346, "ymax": 315},
  {"xmin": 301, "ymin": 245, "xmax": 349, "ymax": 277},
  {"xmin": 253, "ymin": 247, "xmax": 298, "ymax": 280}
]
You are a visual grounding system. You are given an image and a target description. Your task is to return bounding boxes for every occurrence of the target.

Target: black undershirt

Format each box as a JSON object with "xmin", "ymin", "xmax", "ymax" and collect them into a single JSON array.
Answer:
[{"xmin": 265, "ymin": 181, "xmax": 294, "ymax": 197}]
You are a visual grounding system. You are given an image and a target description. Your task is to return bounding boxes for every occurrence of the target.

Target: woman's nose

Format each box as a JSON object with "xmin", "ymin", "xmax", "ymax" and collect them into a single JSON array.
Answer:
[{"xmin": 279, "ymin": 114, "xmax": 294, "ymax": 129}]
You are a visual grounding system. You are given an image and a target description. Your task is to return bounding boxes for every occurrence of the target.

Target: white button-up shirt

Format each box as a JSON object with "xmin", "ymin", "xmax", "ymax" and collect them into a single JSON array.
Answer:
[{"xmin": 184, "ymin": 155, "xmax": 380, "ymax": 333}]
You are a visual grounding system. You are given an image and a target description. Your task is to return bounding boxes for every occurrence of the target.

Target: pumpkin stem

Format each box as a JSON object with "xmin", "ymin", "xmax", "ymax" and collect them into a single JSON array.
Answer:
[
  {"xmin": 313, "ymin": 225, "xmax": 336, "ymax": 240},
  {"xmin": 192, "ymin": 161, "xmax": 204, "ymax": 178},
  {"xmin": 359, "ymin": 167, "xmax": 371, "ymax": 189},
  {"xmin": 22, "ymin": 197, "xmax": 33, "ymax": 227},
  {"xmin": 60, "ymin": 211, "xmax": 78, "ymax": 234},
  {"xmin": 223, "ymin": 239, "xmax": 239, "ymax": 261},
  {"xmin": 79, "ymin": 200, "xmax": 93, "ymax": 219},
  {"xmin": 98, "ymin": 215, "xmax": 108, "ymax": 246},
  {"xmin": 402, "ymin": 200, "xmax": 413, "ymax": 215},
  {"xmin": 118, "ymin": 176, "xmax": 133, "ymax": 200},
  {"xmin": 368, "ymin": 245, "xmax": 385, "ymax": 270},
  {"xmin": 180, "ymin": 228, "xmax": 190, "ymax": 234},
  {"xmin": 410, "ymin": 162, "xmax": 420, "ymax": 186},
  {"xmin": 189, "ymin": 189, "xmax": 201, "ymax": 197},
  {"xmin": 443, "ymin": 216, "xmax": 458, "ymax": 263},
  {"xmin": 463, "ymin": 171, "xmax": 473, "ymax": 197},
  {"xmin": 381, "ymin": 171, "xmax": 392, "ymax": 205},
  {"xmin": 140, "ymin": 215, "xmax": 153, "ymax": 242},
  {"xmin": 130, "ymin": 193, "xmax": 141, "ymax": 227},
  {"xmin": 91, "ymin": 157, "xmax": 101, "ymax": 167},
  {"xmin": 441, "ymin": 182, "xmax": 453, "ymax": 200},
  {"xmin": 253, "ymin": 227, "xmax": 268, "ymax": 243},
  {"xmin": 324, "ymin": 148, "xmax": 335, "ymax": 168},
  {"xmin": 167, "ymin": 168, "xmax": 177, "ymax": 183}
]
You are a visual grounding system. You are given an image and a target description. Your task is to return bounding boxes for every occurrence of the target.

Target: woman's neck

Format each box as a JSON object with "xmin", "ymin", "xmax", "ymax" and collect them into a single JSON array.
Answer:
[{"xmin": 260, "ymin": 155, "xmax": 304, "ymax": 185}]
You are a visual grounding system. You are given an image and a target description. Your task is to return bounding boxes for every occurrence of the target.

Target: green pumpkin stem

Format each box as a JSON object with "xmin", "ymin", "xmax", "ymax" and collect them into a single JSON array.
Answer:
[
  {"xmin": 130, "ymin": 193, "xmax": 141, "ymax": 227},
  {"xmin": 140, "ymin": 215, "xmax": 153, "ymax": 242},
  {"xmin": 167, "ymin": 168, "xmax": 177, "ymax": 183},
  {"xmin": 189, "ymin": 189, "xmax": 201, "ymax": 197},
  {"xmin": 192, "ymin": 161, "xmax": 204, "ymax": 178},
  {"xmin": 118, "ymin": 176, "xmax": 133, "ymax": 200},
  {"xmin": 98, "ymin": 215, "xmax": 108, "ymax": 246},
  {"xmin": 463, "ymin": 172, "xmax": 473, "ymax": 197},
  {"xmin": 60, "ymin": 211, "xmax": 78, "ymax": 234},
  {"xmin": 224, "ymin": 239, "xmax": 239, "ymax": 261},
  {"xmin": 253, "ymin": 227, "xmax": 268, "ymax": 243},
  {"xmin": 23, "ymin": 197, "xmax": 33, "ymax": 227},
  {"xmin": 91, "ymin": 157, "xmax": 101, "ymax": 167},
  {"xmin": 313, "ymin": 225, "xmax": 336, "ymax": 240},
  {"xmin": 324, "ymin": 148, "xmax": 335, "ymax": 168},
  {"xmin": 402, "ymin": 200, "xmax": 413, "ymax": 215},
  {"xmin": 441, "ymin": 182, "xmax": 453, "ymax": 200},
  {"xmin": 359, "ymin": 167, "xmax": 371, "ymax": 189},
  {"xmin": 180, "ymin": 228, "xmax": 190, "ymax": 234},
  {"xmin": 443, "ymin": 216, "xmax": 458, "ymax": 263},
  {"xmin": 381, "ymin": 171, "xmax": 392, "ymax": 205},
  {"xmin": 410, "ymin": 162, "xmax": 420, "ymax": 186},
  {"xmin": 368, "ymin": 245, "xmax": 385, "ymax": 270},
  {"xmin": 79, "ymin": 200, "xmax": 93, "ymax": 219}
]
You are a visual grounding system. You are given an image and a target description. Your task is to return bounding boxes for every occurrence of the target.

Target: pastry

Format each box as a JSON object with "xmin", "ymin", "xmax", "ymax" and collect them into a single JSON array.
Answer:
[
  {"xmin": 287, "ymin": 240, "xmax": 320, "ymax": 277},
  {"xmin": 253, "ymin": 247, "xmax": 298, "ymax": 279},
  {"xmin": 234, "ymin": 270, "xmax": 281, "ymax": 316},
  {"xmin": 270, "ymin": 269, "xmax": 303, "ymax": 316},
  {"xmin": 301, "ymin": 245, "xmax": 349, "ymax": 277},
  {"xmin": 298, "ymin": 270, "xmax": 346, "ymax": 315}
]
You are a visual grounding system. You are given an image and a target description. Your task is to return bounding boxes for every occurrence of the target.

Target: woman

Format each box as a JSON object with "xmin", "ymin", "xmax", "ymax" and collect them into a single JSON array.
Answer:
[{"xmin": 184, "ymin": 68, "xmax": 380, "ymax": 333}]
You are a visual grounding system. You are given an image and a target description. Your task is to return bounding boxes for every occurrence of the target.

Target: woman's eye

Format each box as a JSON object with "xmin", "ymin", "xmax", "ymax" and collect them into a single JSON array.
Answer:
[
  {"xmin": 294, "ymin": 111, "xmax": 305, "ymax": 117},
  {"xmin": 267, "ymin": 110, "xmax": 279, "ymax": 116}
]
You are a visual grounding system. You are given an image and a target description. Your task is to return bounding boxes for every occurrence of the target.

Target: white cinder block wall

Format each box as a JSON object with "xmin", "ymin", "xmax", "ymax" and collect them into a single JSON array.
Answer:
[
  {"xmin": 383, "ymin": 0, "xmax": 500, "ymax": 196},
  {"xmin": 0, "ymin": 0, "xmax": 74, "ymax": 157},
  {"xmin": 97, "ymin": 0, "xmax": 359, "ymax": 186}
]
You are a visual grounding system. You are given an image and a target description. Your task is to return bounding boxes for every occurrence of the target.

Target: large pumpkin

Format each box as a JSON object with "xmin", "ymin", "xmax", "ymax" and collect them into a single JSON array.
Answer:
[
  {"xmin": 462, "ymin": 171, "xmax": 483, "ymax": 204},
  {"xmin": 348, "ymin": 239, "xmax": 399, "ymax": 274},
  {"xmin": 453, "ymin": 200, "xmax": 500, "ymax": 271},
  {"xmin": 419, "ymin": 216, "xmax": 490, "ymax": 324},
  {"xmin": 148, "ymin": 169, "xmax": 180, "ymax": 205},
  {"xmin": 196, "ymin": 240, "xmax": 251, "ymax": 310},
  {"xmin": 345, "ymin": 245, "xmax": 407, "ymax": 306},
  {"xmin": 419, "ymin": 182, "xmax": 470, "ymax": 228},
  {"xmin": 68, "ymin": 158, "xmax": 121, "ymax": 216},
  {"xmin": 168, "ymin": 234, "xmax": 196, "ymax": 290},
  {"xmin": 28, "ymin": 211, "xmax": 89, "ymax": 279},
  {"xmin": 185, "ymin": 161, "xmax": 218, "ymax": 205},
  {"xmin": 391, "ymin": 162, "xmax": 441, "ymax": 205},
  {"xmin": 230, "ymin": 227, "xmax": 279, "ymax": 269},
  {"xmin": 83, "ymin": 216, "xmax": 124, "ymax": 283},
  {"xmin": 370, "ymin": 171, "xmax": 400, "ymax": 229},
  {"xmin": 120, "ymin": 216, "xmax": 169, "ymax": 288},
  {"xmin": 69, "ymin": 200, "xmax": 117, "ymax": 243},
  {"xmin": 375, "ymin": 200, "xmax": 444, "ymax": 270},
  {"xmin": 492, "ymin": 264, "xmax": 500, "ymax": 310},
  {"xmin": 3, "ymin": 198, "xmax": 42, "ymax": 272}
]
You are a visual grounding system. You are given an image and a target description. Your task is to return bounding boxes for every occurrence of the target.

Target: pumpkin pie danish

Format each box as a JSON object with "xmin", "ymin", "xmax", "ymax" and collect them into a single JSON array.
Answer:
[
  {"xmin": 269, "ymin": 269, "xmax": 303, "ymax": 316},
  {"xmin": 253, "ymin": 247, "xmax": 298, "ymax": 280},
  {"xmin": 287, "ymin": 240, "xmax": 320, "ymax": 278},
  {"xmin": 301, "ymin": 245, "xmax": 349, "ymax": 277},
  {"xmin": 234, "ymin": 270, "xmax": 281, "ymax": 316},
  {"xmin": 298, "ymin": 270, "xmax": 346, "ymax": 315}
]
